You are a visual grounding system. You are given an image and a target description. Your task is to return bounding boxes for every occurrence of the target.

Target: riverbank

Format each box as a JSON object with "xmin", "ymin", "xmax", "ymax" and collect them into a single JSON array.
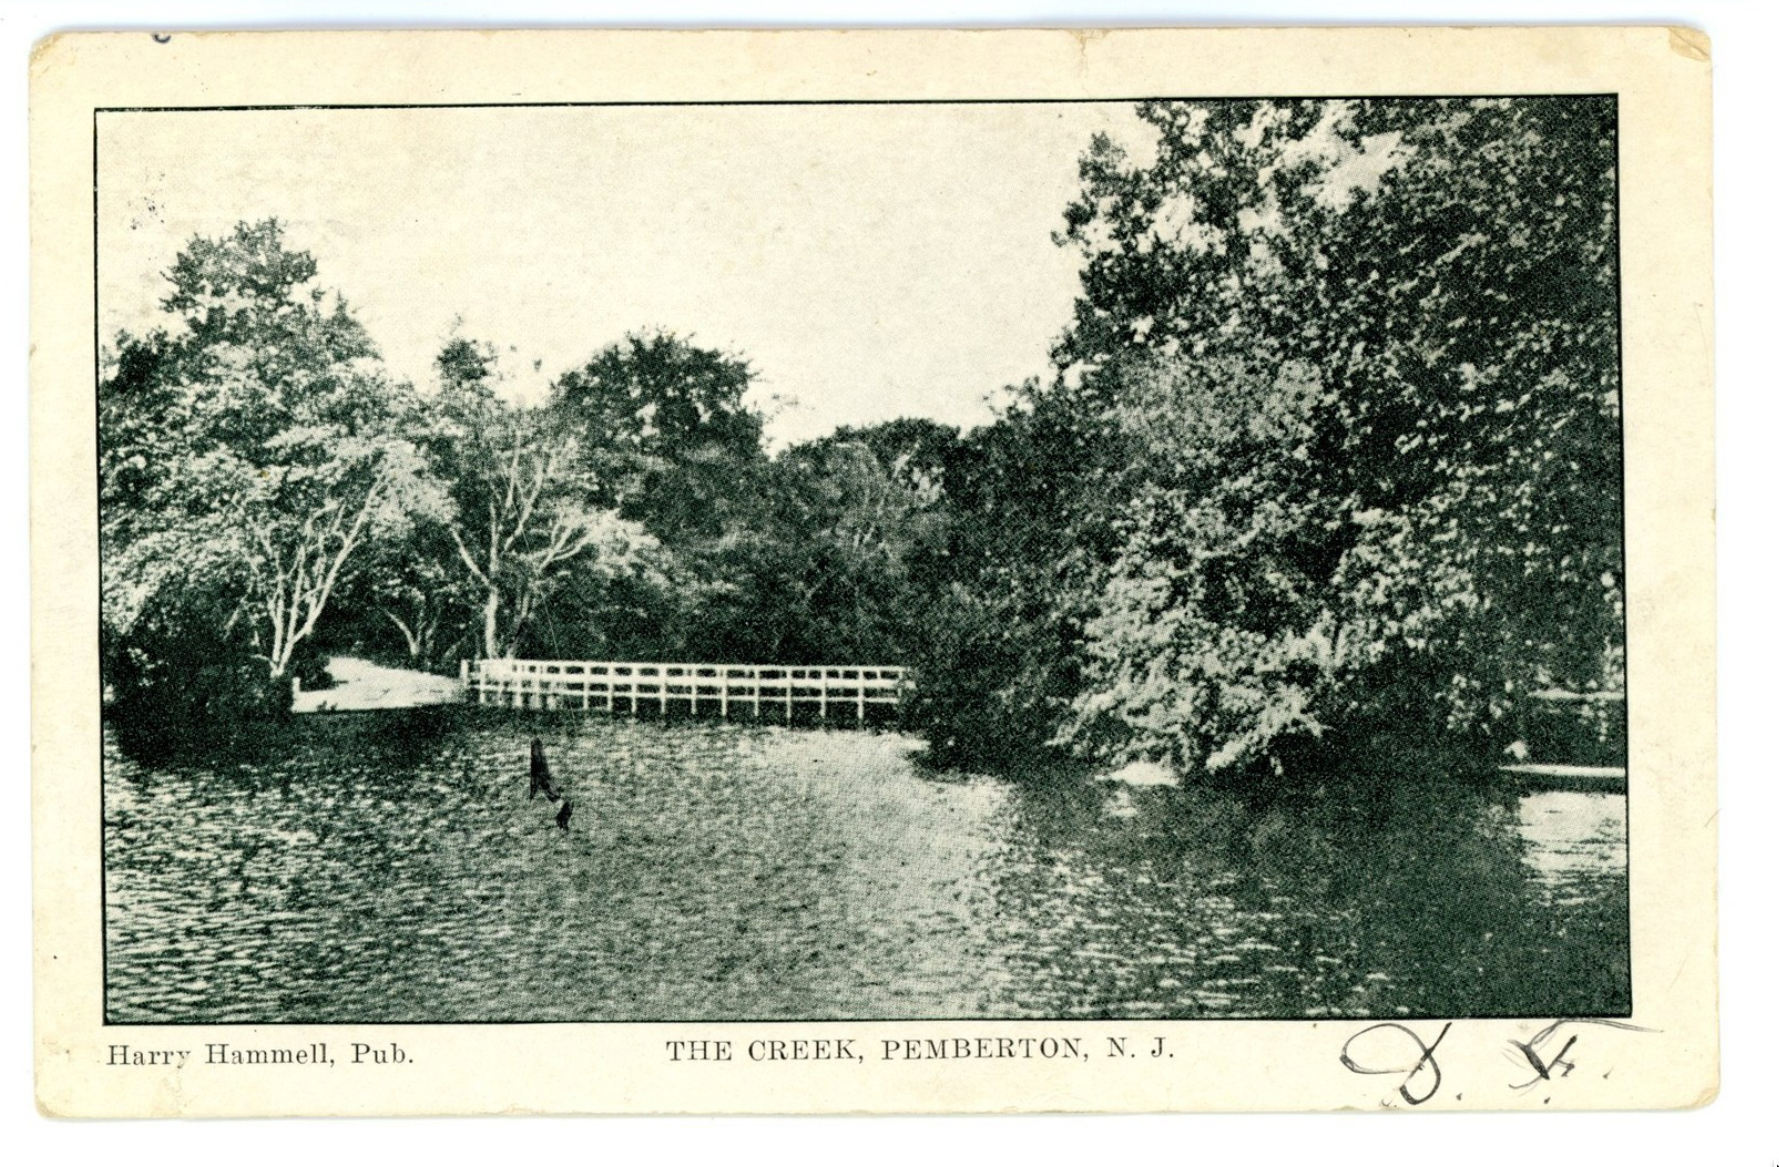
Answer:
[
  {"xmin": 293, "ymin": 656, "xmax": 462, "ymax": 714},
  {"xmin": 1500, "ymin": 762, "xmax": 1628, "ymax": 793}
]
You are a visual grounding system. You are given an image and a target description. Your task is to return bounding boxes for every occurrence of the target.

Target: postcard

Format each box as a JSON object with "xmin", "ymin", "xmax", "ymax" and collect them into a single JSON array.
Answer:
[{"xmin": 31, "ymin": 26, "xmax": 1715, "ymax": 1115}]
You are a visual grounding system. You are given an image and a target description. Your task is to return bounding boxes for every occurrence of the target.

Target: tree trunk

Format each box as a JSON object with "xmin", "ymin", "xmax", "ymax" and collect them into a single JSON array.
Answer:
[
  {"xmin": 382, "ymin": 610, "xmax": 425, "ymax": 661},
  {"xmin": 482, "ymin": 589, "xmax": 503, "ymax": 659}
]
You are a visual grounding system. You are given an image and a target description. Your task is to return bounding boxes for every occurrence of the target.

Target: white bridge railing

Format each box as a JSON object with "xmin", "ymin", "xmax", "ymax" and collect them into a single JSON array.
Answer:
[{"xmin": 461, "ymin": 658, "xmax": 909, "ymax": 722}]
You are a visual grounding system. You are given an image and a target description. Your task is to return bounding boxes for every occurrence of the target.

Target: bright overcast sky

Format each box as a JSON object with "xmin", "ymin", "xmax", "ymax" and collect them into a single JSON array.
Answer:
[{"xmin": 97, "ymin": 103, "xmax": 1150, "ymax": 448}]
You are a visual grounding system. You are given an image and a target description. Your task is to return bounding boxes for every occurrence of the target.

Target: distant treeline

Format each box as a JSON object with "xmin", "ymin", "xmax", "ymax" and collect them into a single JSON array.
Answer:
[{"xmin": 102, "ymin": 97, "xmax": 1624, "ymax": 783}]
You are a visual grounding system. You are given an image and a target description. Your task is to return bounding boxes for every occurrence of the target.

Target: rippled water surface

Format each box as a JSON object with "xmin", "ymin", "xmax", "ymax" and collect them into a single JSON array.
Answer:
[{"xmin": 104, "ymin": 711, "xmax": 1629, "ymax": 1022}]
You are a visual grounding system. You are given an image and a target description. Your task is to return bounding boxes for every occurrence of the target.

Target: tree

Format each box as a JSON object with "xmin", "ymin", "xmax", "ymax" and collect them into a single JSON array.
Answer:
[
  {"xmin": 899, "ymin": 394, "xmax": 1111, "ymax": 769},
  {"xmin": 1046, "ymin": 98, "xmax": 1623, "ymax": 781},
  {"xmin": 1064, "ymin": 353, "xmax": 1357, "ymax": 776},
  {"xmin": 427, "ymin": 338, "xmax": 655, "ymax": 659},
  {"xmin": 703, "ymin": 433, "xmax": 941, "ymax": 664},
  {"xmin": 550, "ymin": 330, "xmax": 765, "ymax": 541},
  {"xmin": 341, "ymin": 513, "xmax": 478, "ymax": 668},
  {"xmin": 827, "ymin": 417, "xmax": 962, "ymax": 505},
  {"xmin": 224, "ymin": 421, "xmax": 437, "ymax": 680},
  {"xmin": 100, "ymin": 220, "xmax": 439, "ymax": 708},
  {"xmin": 1335, "ymin": 99, "xmax": 1624, "ymax": 707}
]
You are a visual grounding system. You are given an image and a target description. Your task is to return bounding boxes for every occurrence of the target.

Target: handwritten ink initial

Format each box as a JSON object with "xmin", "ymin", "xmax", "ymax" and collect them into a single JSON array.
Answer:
[{"xmin": 1340, "ymin": 1022, "xmax": 1452, "ymax": 1106}]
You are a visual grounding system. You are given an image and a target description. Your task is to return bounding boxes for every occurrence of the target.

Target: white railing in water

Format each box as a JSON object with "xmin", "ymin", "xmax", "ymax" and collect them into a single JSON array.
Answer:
[{"xmin": 461, "ymin": 658, "xmax": 908, "ymax": 722}]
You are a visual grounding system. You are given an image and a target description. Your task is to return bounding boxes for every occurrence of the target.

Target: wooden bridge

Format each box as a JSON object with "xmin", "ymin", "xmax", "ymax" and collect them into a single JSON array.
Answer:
[{"xmin": 461, "ymin": 658, "xmax": 909, "ymax": 724}]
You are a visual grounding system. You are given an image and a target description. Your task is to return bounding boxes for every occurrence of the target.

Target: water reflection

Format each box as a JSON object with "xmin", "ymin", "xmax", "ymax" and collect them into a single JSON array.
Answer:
[{"xmin": 104, "ymin": 711, "xmax": 1628, "ymax": 1023}]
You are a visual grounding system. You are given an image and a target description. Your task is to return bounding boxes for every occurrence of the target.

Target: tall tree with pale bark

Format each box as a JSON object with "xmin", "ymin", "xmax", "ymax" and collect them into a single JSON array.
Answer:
[
  {"xmin": 101, "ymin": 220, "xmax": 441, "ymax": 709},
  {"xmin": 428, "ymin": 338, "xmax": 654, "ymax": 660}
]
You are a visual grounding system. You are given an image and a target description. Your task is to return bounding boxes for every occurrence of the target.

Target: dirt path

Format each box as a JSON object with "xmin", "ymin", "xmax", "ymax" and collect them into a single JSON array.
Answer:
[{"xmin": 293, "ymin": 656, "xmax": 464, "ymax": 714}]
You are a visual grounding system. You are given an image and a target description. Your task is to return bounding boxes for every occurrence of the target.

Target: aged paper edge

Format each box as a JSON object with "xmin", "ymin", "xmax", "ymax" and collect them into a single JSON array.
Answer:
[{"xmin": 31, "ymin": 26, "xmax": 1715, "ymax": 1117}]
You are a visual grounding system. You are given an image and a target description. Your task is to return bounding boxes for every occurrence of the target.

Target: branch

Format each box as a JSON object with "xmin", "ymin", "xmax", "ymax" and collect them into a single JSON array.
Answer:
[
  {"xmin": 291, "ymin": 463, "xmax": 387, "ymax": 649},
  {"xmin": 532, "ymin": 511, "xmax": 603, "ymax": 575},
  {"xmin": 502, "ymin": 446, "xmax": 555, "ymax": 556},
  {"xmin": 449, "ymin": 522, "xmax": 494, "ymax": 588},
  {"xmin": 485, "ymin": 491, "xmax": 500, "ymax": 576},
  {"xmin": 501, "ymin": 430, "xmax": 524, "ymax": 516}
]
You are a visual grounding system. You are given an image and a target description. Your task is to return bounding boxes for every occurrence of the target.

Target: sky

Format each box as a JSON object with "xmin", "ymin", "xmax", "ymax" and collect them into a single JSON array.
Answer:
[{"xmin": 98, "ymin": 103, "xmax": 1150, "ymax": 447}]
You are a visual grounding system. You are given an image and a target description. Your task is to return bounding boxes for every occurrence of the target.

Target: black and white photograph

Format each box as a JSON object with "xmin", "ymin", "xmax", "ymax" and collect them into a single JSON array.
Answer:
[
  {"xmin": 29, "ymin": 23, "xmax": 1722, "ymax": 1123},
  {"xmin": 94, "ymin": 93, "xmax": 1630, "ymax": 1026}
]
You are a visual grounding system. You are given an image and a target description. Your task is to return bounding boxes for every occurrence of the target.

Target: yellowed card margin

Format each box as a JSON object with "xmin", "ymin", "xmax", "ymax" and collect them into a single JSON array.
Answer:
[{"xmin": 31, "ymin": 26, "xmax": 1715, "ymax": 1117}]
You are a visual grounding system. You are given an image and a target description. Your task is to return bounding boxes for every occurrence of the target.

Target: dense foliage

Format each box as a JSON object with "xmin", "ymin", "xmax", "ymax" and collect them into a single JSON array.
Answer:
[
  {"xmin": 101, "ymin": 221, "xmax": 439, "ymax": 731},
  {"xmin": 919, "ymin": 97, "xmax": 1624, "ymax": 783},
  {"xmin": 102, "ymin": 96, "xmax": 1623, "ymax": 789}
]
